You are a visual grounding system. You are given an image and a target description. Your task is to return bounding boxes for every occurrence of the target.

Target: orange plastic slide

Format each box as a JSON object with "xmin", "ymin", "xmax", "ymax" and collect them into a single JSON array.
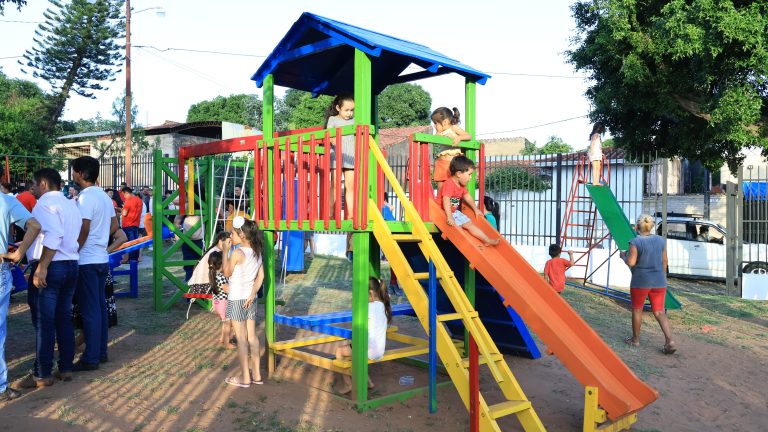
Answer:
[{"xmin": 429, "ymin": 199, "xmax": 658, "ymax": 420}]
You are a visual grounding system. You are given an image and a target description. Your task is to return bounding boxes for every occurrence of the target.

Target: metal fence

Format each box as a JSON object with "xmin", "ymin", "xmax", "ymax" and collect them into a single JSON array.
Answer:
[{"xmin": 741, "ymin": 164, "xmax": 768, "ymax": 269}]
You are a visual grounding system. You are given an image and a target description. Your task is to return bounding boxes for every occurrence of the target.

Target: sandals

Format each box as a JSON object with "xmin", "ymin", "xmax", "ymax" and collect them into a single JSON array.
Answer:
[
  {"xmin": 623, "ymin": 337, "xmax": 640, "ymax": 347},
  {"xmin": 225, "ymin": 376, "xmax": 250, "ymax": 388},
  {"xmin": 662, "ymin": 343, "xmax": 677, "ymax": 355}
]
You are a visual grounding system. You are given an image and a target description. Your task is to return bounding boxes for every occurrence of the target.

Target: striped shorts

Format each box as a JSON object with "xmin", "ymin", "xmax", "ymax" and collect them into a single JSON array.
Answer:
[{"xmin": 226, "ymin": 298, "xmax": 258, "ymax": 321}]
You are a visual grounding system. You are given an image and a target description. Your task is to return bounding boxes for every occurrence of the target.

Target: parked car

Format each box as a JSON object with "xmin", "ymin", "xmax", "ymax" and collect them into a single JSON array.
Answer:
[{"xmin": 655, "ymin": 213, "xmax": 768, "ymax": 279}]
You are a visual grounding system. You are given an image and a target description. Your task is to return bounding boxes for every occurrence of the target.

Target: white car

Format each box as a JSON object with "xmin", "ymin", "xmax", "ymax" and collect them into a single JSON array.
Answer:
[{"xmin": 657, "ymin": 215, "xmax": 768, "ymax": 279}]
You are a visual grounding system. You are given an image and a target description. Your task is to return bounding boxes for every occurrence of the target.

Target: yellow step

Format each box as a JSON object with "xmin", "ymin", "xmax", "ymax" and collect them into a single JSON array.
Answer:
[
  {"xmin": 437, "ymin": 311, "xmax": 479, "ymax": 322},
  {"xmin": 488, "ymin": 400, "xmax": 533, "ymax": 419},
  {"xmin": 461, "ymin": 352, "xmax": 504, "ymax": 368},
  {"xmin": 412, "ymin": 272, "xmax": 451, "ymax": 281},
  {"xmin": 391, "ymin": 234, "xmax": 421, "ymax": 243}
]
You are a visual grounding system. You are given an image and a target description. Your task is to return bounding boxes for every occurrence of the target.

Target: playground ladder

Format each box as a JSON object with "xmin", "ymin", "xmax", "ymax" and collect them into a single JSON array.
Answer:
[
  {"xmin": 369, "ymin": 141, "xmax": 546, "ymax": 432},
  {"xmin": 561, "ymin": 156, "xmax": 610, "ymax": 282}
]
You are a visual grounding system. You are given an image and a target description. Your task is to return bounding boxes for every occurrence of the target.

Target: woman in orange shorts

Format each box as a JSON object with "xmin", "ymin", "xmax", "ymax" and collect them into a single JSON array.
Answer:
[
  {"xmin": 620, "ymin": 214, "xmax": 677, "ymax": 354},
  {"xmin": 431, "ymin": 107, "xmax": 471, "ymax": 189}
]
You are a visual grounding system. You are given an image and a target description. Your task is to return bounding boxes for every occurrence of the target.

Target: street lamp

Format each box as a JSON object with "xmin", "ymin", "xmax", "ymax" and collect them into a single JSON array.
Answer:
[{"xmin": 124, "ymin": 1, "xmax": 164, "ymax": 187}]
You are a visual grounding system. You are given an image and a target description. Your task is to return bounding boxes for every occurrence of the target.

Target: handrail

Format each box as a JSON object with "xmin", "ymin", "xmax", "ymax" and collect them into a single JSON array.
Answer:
[{"xmin": 411, "ymin": 132, "xmax": 481, "ymax": 150}]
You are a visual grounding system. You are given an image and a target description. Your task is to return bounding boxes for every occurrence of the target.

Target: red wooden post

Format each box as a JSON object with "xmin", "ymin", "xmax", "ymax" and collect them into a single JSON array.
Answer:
[
  {"xmin": 469, "ymin": 335, "xmax": 480, "ymax": 432},
  {"xmin": 273, "ymin": 139, "xmax": 281, "ymax": 230},
  {"xmin": 309, "ymin": 136, "xmax": 317, "ymax": 224},
  {"xmin": 4, "ymin": 156, "xmax": 9, "ymax": 183},
  {"xmin": 262, "ymin": 145, "xmax": 269, "ymax": 224},
  {"xmin": 335, "ymin": 128, "xmax": 342, "ymax": 227},
  {"xmin": 378, "ymin": 149, "xmax": 386, "ymax": 212},
  {"xmin": 478, "ymin": 143, "xmax": 485, "ymax": 213},
  {"xmin": 254, "ymin": 144, "xmax": 261, "ymax": 221},
  {"xmin": 352, "ymin": 126, "xmax": 361, "ymax": 230},
  {"xmin": 298, "ymin": 137, "xmax": 306, "ymax": 226},
  {"xmin": 409, "ymin": 135, "xmax": 417, "ymax": 216},
  {"xmin": 361, "ymin": 126, "xmax": 369, "ymax": 229},
  {"xmin": 323, "ymin": 131, "xmax": 331, "ymax": 230},
  {"xmin": 285, "ymin": 137, "xmax": 293, "ymax": 225}
]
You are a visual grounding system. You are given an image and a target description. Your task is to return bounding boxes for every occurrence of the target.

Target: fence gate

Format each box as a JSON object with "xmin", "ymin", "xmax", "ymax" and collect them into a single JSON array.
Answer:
[{"xmin": 739, "ymin": 164, "xmax": 768, "ymax": 299}]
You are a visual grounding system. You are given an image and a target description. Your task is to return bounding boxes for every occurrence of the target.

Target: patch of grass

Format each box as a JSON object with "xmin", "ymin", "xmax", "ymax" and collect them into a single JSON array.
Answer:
[
  {"xmin": 164, "ymin": 405, "xmax": 180, "ymax": 415},
  {"xmin": 132, "ymin": 423, "xmax": 148, "ymax": 432}
]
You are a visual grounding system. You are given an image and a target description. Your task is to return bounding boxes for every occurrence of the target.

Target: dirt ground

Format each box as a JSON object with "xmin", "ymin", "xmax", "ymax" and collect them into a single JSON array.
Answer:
[{"xmin": 1, "ymin": 254, "xmax": 767, "ymax": 432}]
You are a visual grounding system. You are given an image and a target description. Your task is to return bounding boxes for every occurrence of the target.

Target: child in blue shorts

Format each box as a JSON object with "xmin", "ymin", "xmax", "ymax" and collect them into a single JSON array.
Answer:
[{"xmin": 437, "ymin": 156, "xmax": 499, "ymax": 246}]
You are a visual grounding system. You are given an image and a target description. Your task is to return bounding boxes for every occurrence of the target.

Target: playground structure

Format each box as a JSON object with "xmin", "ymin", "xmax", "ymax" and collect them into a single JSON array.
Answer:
[
  {"xmin": 152, "ymin": 13, "xmax": 658, "ymax": 431},
  {"xmin": 561, "ymin": 159, "xmax": 682, "ymax": 310}
]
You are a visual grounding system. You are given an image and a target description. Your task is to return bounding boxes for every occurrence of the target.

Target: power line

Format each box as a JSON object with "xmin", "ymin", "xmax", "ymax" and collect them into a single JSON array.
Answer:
[
  {"xmin": 0, "ymin": 55, "xmax": 23, "ymax": 60},
  {"xmin": 134, "ymin": 45, "xmax": 267, "ymax": 58},
  {"xmin": 476, "ymin": 115, "xmax": 589, "ymax": 136},
  {"xmin": 0, "ymin": 19, "xmax": 41, "ymax": 24}
]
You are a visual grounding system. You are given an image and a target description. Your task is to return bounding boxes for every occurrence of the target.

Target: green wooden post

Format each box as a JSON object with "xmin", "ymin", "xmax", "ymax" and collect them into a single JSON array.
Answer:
[
  {"xmin": 263, "ymin": 74, "xmax": 275, "ymax": 223},
  {"xmin": 264, "ymin": 230, "xmax": 276, "ymax": 376},
  {"xmin": 262, "ymin": 73, "xmax": 277, "ymax": 374},
  {"xmin": 464, "ymin": 80, "xmax": 478, "ymax": 351},
  {"xmin": 352, "ymin": 48, "xmax": 373, "ymax": 406},
  {"xmin": 152, "ymin": 149, "xmax": 163, "ymax": 311}
]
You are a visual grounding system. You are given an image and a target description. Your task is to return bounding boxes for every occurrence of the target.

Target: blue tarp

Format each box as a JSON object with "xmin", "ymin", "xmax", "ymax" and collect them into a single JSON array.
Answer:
[
  {"xmin": 743, "ymin": 182, "xmax": 767, "ymax": 200},
  {"xmin": 252, "ymin": 12, "xmax": 490, "ymax": 96}
]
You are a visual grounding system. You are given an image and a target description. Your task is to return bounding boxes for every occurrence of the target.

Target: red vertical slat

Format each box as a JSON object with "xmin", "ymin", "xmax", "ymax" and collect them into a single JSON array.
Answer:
[
  {"xmin": 378, "ymin": 149, "xmax": 386, "ymax": 213},
  {"xmin": 4, "ymin": 156, "xmax": 9, "ymax": 183},
  {"xmin": 285, "ymin": 137, "xmax": 293, "ymax": 225},
  {"xmin": 421, "ymin": 142, "xmax": 430, "ymax": 221},
  {"xmin": 478, "ymin": 142, "xmax": 485, "ymax": 213},
  {"xmin": 335, "ymin": 127, "xmax": 343, "ymax": 227},
  {"xmin": 409, "ymin": 135, "xmax": 417, "ymax": 215},
  {"xmin": 273, "ymin": 139, "xmax": 281, "ymax": 230},
  {"xmin": 253, "ymin": 144, "xmax": 261, "ymax": 222},
  {"xmin": 361, "ymin": 126, "xmax": 369, "ymax": 229},
  {"xmin": 352, "ymin": 126, "xmax": 361, "ymax": 230},
  {"xmin": 297, "ymin": 137, "xmax": 306, "ymax": 226},
  {"xmin": 309, "ymin": 136, "xmax": 317, "ymax": 224},
  {"xmin": 323, "ymin": 131, "xmax": 331, "ymax": 230},
  {"xmin": 469, "ymin": 336, "xmax": 480, "ymax": 432},
  {"xmin": 262, "ymin": 145, "xmax": 269, "ymax": 224}
]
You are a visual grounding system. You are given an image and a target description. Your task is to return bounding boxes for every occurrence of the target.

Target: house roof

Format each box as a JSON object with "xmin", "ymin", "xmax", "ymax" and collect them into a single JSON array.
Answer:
[
  {"xmin": 378, "ymin": 125, "xmax": 432, "ymax": 148},
  {"xmin": 251, "ymin": 12, "xmax": 490, "ymax": 96},
  {"xmin": 57, "ymin": 121, "xmax": 227, "ymax": 142}
]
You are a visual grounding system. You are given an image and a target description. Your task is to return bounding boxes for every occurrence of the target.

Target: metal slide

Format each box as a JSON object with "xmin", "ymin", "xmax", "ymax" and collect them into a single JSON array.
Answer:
[{"xmin": 428, "ymin": 199, "xmax": 658, "ymax": 421}]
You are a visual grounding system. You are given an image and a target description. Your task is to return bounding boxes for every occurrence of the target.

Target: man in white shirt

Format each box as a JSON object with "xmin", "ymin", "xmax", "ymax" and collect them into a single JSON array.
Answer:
[
  {"xmin": 0, "ymin": 194, "xmax": 41, "ymax": 400},
  {"xmin": 71, "ymin": 157, "xmax": 118, "ymax": 371},
  {"xmin": 19, "ymin": 168, "xmax": 82, "ymax": 388}
]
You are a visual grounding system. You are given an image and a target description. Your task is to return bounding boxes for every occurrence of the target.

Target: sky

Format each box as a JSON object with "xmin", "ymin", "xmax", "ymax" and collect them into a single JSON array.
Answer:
[{"xmin": 0, "ymin": 0, "xmax": 598, "ymax": 149}]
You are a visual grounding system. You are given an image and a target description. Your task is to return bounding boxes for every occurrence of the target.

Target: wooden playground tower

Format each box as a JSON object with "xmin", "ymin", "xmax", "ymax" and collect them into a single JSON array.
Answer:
[{"xmin": 151, "ymin": 13, "xmax": 655, "ymax": 432}]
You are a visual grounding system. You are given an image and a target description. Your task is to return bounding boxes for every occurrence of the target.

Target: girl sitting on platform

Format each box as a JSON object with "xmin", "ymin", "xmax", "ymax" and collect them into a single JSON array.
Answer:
[
  {"xmin": 335, "ymin": 277, "xmax": 392, "ymax": 395},
  {"xmin": 222, "ymin": 217, "xmax": 265, "ymax": 388}
]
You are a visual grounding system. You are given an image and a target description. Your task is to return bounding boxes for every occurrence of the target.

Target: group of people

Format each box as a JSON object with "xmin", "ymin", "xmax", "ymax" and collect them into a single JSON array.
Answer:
[{"xmin": 0, "ymin": 156, "xmax": 126, "ymax": 401}]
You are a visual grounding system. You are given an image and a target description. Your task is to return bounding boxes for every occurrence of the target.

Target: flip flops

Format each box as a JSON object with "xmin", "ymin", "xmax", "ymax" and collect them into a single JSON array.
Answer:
[
  {"xmin": 225, "ymin": 377, "xmax": 250, "ymax": 388},
  {"xmin": 623, "ymin": 336, "xmax": 640, "ymax": 347},
  {"xmin": 662, "ymin": 344, "xmax": 677, "ymax": 355}
]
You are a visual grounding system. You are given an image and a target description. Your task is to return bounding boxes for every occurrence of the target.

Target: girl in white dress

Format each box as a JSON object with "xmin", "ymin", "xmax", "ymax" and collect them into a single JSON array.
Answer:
[
  {"xmin": 588, "ymin": 122, "xmax": 606, "ymax": 185},
  {"xmin": 335, "ymin": 277, "xmax": 392, "ymax": 395}
]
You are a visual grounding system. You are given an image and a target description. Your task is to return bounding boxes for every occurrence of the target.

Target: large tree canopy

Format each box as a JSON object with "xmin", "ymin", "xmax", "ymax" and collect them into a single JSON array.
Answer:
[
  {"xmin": 377, "ymin": 83, "xmax": 432, "ymax": 128},
  {"xmin": 186, "ymin": 94, "xmax": 263, "ymax": 127},
  {"xmin": 568, "ymin": 0, "xmax": 768, "ymax": 170},
  {"xmin": 0, "ymin": 72, "xmax": 52, "ymax": 169},
  {"xmin": 20, "ymin": 0, "xmax": 124, "ymax": 135}
]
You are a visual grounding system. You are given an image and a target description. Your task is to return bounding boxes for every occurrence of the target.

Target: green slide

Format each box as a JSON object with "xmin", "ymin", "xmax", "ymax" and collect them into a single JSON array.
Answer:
[{"xmin": 585, "ymin": 185, "xmax": 682, "ymax": 310}]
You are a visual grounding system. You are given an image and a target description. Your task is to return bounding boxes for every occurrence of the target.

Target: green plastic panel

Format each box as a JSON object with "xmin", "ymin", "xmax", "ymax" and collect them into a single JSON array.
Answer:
[{"xmin": 585, "ymin": 185, "xmax": 636, "ymax": 252}]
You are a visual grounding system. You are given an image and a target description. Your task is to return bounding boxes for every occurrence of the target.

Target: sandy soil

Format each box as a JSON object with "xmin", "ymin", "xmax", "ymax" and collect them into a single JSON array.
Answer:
[{"xmin": 1, "ymin": 257, "xmax": 766, "ymax": 432}]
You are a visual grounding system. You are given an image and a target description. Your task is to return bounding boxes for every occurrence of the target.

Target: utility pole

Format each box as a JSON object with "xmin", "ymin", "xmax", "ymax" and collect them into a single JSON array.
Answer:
[{"xmin": 125, "ymin": 0, "xmax": 133, "ymax": 186}]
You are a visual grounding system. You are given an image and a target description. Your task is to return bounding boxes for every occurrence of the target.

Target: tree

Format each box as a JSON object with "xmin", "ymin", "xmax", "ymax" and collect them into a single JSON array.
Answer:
[
  {"xmin": 485, "ymin": 166, "xmax": 550, "ymax": 192},
  {"xmin": 279, "ymin": 89, "xmax": 332, "ymax": 129},
  {"xmin": 520, "ymin": 140, "xmax": 538, "ymax": 156},
  {"xmin": 0, "ymin": 0, "xmax": 26, "ymax": 13},
  {"xmin": 187, "ymin": 94, "xmax": 263, "ymax": 127},
  {"xmin": 94, "ymin": 93, "xmax": 152, "ymax": 158},
  {"xmin": 20, "ymin": 0, "xmax": 124, "ymax": 136},
  {"xmin": 568, "ymin": 0, "xmax": 768, "ymax": 171},
  {"xmin": 377, "ymin": 83, "xmax": 432, "ymax": 128},
  {"xmin": 538, "ymin": 135, "xmax": 573, "ymax": 155},
  {"xmin": 0, "ymin": 72, "xmax": 52, "ymax": 158}
]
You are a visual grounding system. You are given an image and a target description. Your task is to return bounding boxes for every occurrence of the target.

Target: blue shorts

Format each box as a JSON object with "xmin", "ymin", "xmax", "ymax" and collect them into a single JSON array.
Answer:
[{"xmin": 452, "ymin": 210, "xmax": 471, "ymax": 227}]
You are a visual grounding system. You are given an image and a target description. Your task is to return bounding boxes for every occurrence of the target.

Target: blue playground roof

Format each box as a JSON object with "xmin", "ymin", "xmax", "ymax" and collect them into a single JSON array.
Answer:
[{"xmin": 251, "ymin": 13, "xmax": 490, "ymax": 96}]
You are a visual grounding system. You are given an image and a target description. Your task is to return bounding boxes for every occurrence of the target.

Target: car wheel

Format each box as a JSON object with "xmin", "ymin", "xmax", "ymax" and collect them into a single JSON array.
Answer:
[{"xmin": 743, "ymin": 261, "xmax": 768, "ymax": 275}]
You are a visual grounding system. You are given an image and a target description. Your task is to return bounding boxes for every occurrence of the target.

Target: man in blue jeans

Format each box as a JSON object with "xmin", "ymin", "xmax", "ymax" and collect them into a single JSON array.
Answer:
[
  {"xmin": 0, "ymin": 194, "xmax": 41, "ymax": 400},
  {"xmin": 72, "ymin": 157, "xmax": 118, "ymax": 371},
  {"xmin": 16, "ymin": 169, "xmax": 82, "ymax": 389}
]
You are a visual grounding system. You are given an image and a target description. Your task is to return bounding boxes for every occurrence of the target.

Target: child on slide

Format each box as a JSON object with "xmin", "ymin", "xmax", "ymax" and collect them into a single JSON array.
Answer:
[{"xmin": 437, "ymin": 155, "xmax": 499, "ymax": 246}]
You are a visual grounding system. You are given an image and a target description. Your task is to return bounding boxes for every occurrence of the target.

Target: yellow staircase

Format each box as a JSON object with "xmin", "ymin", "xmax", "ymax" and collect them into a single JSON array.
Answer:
[{"xmin": 369, "ymin": 141, "xmax": 546, "ymax": 432}]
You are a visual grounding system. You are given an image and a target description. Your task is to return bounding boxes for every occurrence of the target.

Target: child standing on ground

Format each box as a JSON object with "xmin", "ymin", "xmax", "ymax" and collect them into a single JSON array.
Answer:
[
  {"xmin": 335, "ymin": 277, "xmax": 392, "ymax": 394},
  {"xmin": 544, "ymin": 244, "xmax": 574, "ymax": 294},
  {"xmin": 221, "ymin": 217, "xmax": 265, "ymax": 388},
  {"xmin": 208, "ymin": 251, "xmax": 234, "ymax": 349},
  {"xmin": 437, "ymin": 155, "xmax": 499, "ymax": 246},
  {"xmin": 431, "ymin": 107, "xmax": 471, "ymax": 190},
  {"xmin": 326, "ymin": 94, "xmax": 356, "ymax": 218}
]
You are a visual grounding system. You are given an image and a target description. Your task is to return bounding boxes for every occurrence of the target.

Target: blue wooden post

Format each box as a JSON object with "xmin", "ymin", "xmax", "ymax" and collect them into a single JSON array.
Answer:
[{"xmin": 428, "ymin": 259, "xmax": 437, "ymax": 414}]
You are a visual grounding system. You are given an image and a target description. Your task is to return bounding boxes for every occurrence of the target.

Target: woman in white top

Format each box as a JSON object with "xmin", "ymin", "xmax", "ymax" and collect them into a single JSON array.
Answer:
[
  {"xmin": 588, "ymin": 122, "xmax": 606, "ymax": 185},
  {"xmin": 334, "ymin": 277, "xmax": 392, "ymax": 395},
  {"xmin": 220, "ymin": 217, "xmax": 265, "ymax": 388}
]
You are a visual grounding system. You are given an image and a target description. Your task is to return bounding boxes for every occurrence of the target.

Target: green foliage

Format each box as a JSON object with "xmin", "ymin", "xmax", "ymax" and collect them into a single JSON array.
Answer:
[
  {"xmin": 94, "ymin": 93, "xmax": 152, "ymax": 158},
  {"xmin": 520, "ymin": 140, "xmax": 538, "ymax": 156},
  {"xmin": 377, "ymin": 83, "xmax": 432, "ymax": 128},
  {"xmin": 0, "ymin": 0, "xmax": 26, "ymax": 13},
  {"xmin": 601, "ymin": 137, "xmax": 615, "ymax": 148},
  {"xmin": 538, "ymin": 135, "xmax": 573, "ymax": 154},
  {"xmin": 20, "ymin": 0, "xmax": 124, "ymax": 134},
  {"xmin": 0, "ymin": 72, "xmax": 53, "ymax": 161},
  {"xmin": 186, "ymin": 94, "xmax": 262, "ymax": 127},
  {"xmin": 280, "ymin": 89, "xmax": 332, "ymax": 129},
  {"xmin": 568, "ymin": 0, "xmax": 768, "ymax": 171},
  {"xmin": 485, "ymin": 166, "xmax": 550, "ymax": 192}
]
